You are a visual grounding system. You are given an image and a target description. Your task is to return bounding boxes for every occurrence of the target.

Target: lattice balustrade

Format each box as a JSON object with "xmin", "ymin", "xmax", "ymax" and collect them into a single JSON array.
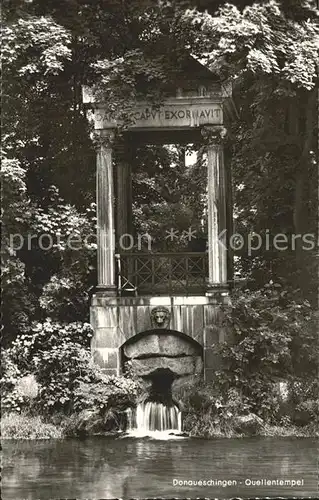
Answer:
[{"xmin": 116, "ymin": 253, "xmax": 208, "ymax": 295}]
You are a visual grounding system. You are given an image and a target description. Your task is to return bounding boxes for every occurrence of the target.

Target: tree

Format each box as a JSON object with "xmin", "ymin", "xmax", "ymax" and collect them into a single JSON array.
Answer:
[
  {"xmin": 180, "ymin": 1, "xmax": 318, "ymax": 297},
  {"xmin": 1, "ymin": 158, "xmax": 38, "ymax": 345},
  {"xmin": 2, "ymin": 0, "xmax": 318, "ymax": 350},
  {"xmin": 2, "ymin": 10, "xmax": 97, "ymax": 343},
  {"xmin": 131, "ymin": 144, "xmax": 207, "ymax": 251}
]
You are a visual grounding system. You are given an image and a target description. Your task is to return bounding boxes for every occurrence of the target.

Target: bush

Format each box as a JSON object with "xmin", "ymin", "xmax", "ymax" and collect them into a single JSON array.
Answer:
[
  {"xmin": 0, "ymin": 353, "xmax": 28, "ymax": 413},
  {"xmin": 1, "ymin": 373, "xmax": 40, "ymax": 415},
  {"xmin": 15, "ymin": 374, "xmax": 39, "ymax": 399},
  {"xmin": 1, "ymin": 320, "xmax": 94, "ymax": 414},
  {"xmin": 1, "ymin": 413, "xmax": 62, "ymax": 439},
  {"xmin": 73, "ymin": 374, "xmax": 142, "ymax": 413},
  {"xmin": 214, "ymin": 284, "xmax": 318, "ymax": 422},
  {"xmin": 1, "ymin": 320, "xmax": 142, "ymax": 426},
  {"xmin": 40, "ymin": 275, "xmax": 91, "ymax": 323},
  {"xmin": 61, "ymin": 410, "xmax": 115, "ymax": 436},
  {"xmin": 293, "ymin": 399, "xmax": 319, "ymax": 426},
  {"xmin": 58, "ymin": 374, "xmax": 143, "ymax": 435},
  {"xmin": 176, "ymin": 285, "xmax": 318, "ymax": 434},
  {"xmin": 177, "ymin": 382, "xmax": 251, "ymax": 437}
]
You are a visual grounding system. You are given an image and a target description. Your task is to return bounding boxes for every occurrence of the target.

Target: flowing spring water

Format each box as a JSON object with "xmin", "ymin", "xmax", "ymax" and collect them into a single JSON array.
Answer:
[{"xmin": 126, "ymin": 401, "xmax": 182, "ymax": 437}]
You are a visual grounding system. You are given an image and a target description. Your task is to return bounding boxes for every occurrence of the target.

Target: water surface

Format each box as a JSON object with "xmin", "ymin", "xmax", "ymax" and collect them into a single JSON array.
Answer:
[{"xmin": 2, "ymin": 436, "xmax": 318, "ymax": 499}]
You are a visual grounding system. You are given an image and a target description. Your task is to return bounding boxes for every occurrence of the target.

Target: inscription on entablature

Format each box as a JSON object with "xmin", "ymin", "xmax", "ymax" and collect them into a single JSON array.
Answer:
[{"xmin": 91, "ymin": 101, "xmax": 223, "ymax": 129}]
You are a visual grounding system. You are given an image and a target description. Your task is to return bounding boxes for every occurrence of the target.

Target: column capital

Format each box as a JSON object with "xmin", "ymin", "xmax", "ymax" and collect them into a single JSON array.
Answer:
[
  {"xmin": 114, "ymin": 135, "xmax": 133, "ymax": 159},
  {"xmin": 93, "ymin": 129, "xmax": 116, "ymax": 149},
  {"xmin": 201, "ymin": 125, "xmax": 227, "ymax": 145}
]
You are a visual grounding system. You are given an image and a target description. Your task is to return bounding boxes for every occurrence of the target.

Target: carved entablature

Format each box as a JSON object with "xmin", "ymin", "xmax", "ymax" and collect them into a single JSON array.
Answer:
[
  {"xmin": 83, "ymin": 57, "xmax": 231, "ymax": 132},
  {"xmin": 86, "ymin": 100, "xmax": 224, "ymax": 131}
]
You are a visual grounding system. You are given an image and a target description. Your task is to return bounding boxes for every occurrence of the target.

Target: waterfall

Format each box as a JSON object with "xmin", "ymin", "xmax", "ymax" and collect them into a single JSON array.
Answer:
[
  {"xmin": 126, "ymin": 401, "xmax": 182, "ymax": 437},
  {"xmin": 124, "ymin": 368, "xmax": 184, "ymax": 438},
  {"xmin": 136, "ymin": 401, "xmax": 181, "ymax": 432}
]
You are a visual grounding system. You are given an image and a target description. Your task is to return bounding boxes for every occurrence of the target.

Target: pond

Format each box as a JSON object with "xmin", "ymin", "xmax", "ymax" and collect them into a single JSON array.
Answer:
[{"xmin": 2, "ymin": 436, "xmax": 318, "ymax": 499}]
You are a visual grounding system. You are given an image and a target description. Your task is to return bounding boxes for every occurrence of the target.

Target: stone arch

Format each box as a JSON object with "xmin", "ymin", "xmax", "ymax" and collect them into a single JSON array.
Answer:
[{"xmin": 121, "ymin": 328, "xmax": 203, "ymax": 393}]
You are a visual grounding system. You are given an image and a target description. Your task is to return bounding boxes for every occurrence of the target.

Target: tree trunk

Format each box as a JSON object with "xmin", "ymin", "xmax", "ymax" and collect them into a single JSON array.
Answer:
[{"xmin": 293, "ymin": 88, "xmax": 317, "ymax": 296}]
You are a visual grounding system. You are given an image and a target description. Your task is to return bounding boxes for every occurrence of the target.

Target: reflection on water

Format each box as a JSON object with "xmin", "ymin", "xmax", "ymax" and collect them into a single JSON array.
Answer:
[{"xmin": 2, "ymin": 436, "xmax": 318, "ymax": 499}]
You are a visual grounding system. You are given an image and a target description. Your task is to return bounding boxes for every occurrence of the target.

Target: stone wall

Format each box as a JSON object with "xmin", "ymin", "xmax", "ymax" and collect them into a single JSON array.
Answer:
[
  {"xmin": 90, "ymin": 293, "xmax": 231, "ymax": 381},
  {"xmin": 122, "ymin": 329, "xmax": 203, "ymax": 392}
]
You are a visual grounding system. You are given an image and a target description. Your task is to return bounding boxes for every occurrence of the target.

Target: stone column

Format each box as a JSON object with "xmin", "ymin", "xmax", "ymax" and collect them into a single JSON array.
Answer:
[
  {"xmin": 201, "ymin": 125, "xmax": 228, "ymax": 289},
  {"xmin": 116, "ymin": 141, "xmax": 132, "ymax": 243},
  {"xmin": 96, "ymin": 129, "xmax": 116, "ymax": 294}
]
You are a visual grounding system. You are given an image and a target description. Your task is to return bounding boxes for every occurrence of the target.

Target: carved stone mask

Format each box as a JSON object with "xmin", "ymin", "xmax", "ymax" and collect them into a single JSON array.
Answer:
[{"xmin": 151, "ymin": 307, "xmax": 171, "ymax": 328}]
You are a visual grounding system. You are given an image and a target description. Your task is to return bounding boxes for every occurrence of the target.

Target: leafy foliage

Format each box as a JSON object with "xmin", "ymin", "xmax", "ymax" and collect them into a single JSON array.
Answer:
[
  {"xmin": 73, "ymin": 375, "xmax": 142, "ymax": 414},
  {"xmin": 1, "ymin": 157, "xmax": 96, "ymax": 343},
  {"xmin": 132, "ymin": 144, "xmax": 207, "ymax": 250},
  {"xmin": 1, "ymin": 413, "xmax": 63, "ymax": 439},
  {"xmin": 1, "ymin": 320, "xmax": 141, "ymax": 424},
  {"xmin": 178, "ymin": 383, "xmax": 251, "ymax": 436},
  {"xmin": 2, "ymin": 321, "xmax": 93, "ymax": 413},
  {"xmin": 2, "ymin": 1, "xmax": 318, "ymax": 345},
  {"xmin": 182, "ymin": 1, "xmax": 318, "ymax": 88},
  {"xmin": 1, "ymin": 0, "xmax": 318, "ymax": 435},
  {"xmin": 1, "ymin": 157, "xmax": 39, "ymax": 345},
  {"xmin": 178, "ymin": 283, "xmax": 318, "ymax": 430},
  {"xmin": 214, "ymin": 284, "xmax": 318, "ymax": 421},
  {"xmin": 179, "ymin": 1, "xmax": 318, "ymax": 296},
  {"xmin": 0, "ymin": 353, "xmax": 26, "ymax": 413}
]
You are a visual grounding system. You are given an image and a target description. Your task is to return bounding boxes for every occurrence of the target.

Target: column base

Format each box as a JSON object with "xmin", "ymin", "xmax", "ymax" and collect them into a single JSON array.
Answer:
[
  {"xmin": 205, "ymin": 283, "xmax": 229, "ymax": 302},
  {"xmin": 95, "ymin": 284, "xmax": 117, "ymax": 296}
]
